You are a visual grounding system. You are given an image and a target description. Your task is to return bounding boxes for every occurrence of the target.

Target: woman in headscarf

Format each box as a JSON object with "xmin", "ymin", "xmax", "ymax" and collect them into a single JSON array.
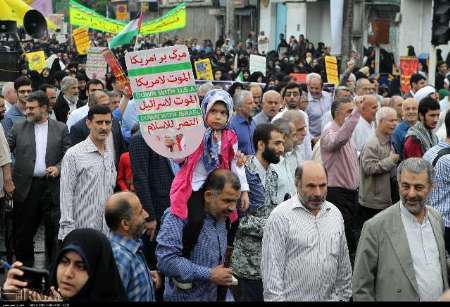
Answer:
[{"xmin": 3, "ymin": 229, "xmax": 127, "ymax": 301}]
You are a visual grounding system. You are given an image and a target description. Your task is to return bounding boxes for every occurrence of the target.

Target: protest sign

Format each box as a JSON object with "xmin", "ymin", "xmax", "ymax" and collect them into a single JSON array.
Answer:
[
  {"xmin": 325, "ymin": 56, "xmax": 339, "ymax": 86},
  {"xmin": 70, "ymin": 0, "xmax": 186, "ymax": 35},
  {"xmin": 72, "ymin": 28, "xmax": 90, "ymax": 55},
  {"xmin": 102, "ymin": 49, "xmax": 133, "ymax": 97},
  {"xmin": 25, "ymin": 51, "xmax": 46, "ymax": 73},
  {"xmin": 399, "ymin": 57, "xmax": 419, "ymax": 95},
  {"xmin": 125, "ymin": 45, "xmax": 205, "ymax": 159},
  {"xmin": 194, "ymin": 58, "xmax": 213, "ymax": 80},
  {"xmin": 85, "ymin": 47, "xmax": 107, "ymax": 79},
  {"xmin": 249, "ymin": 54, "xmax": 267, "ymax": 76},
  {"xmin": 289, "ymin": 73, "xmax": 307, "ymax": 84}
]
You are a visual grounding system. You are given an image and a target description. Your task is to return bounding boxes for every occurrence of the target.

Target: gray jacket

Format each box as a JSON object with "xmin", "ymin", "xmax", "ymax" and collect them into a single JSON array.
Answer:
[{"xmin": 353, "ymin": 203, "xmax": 449, "ymax": 301}]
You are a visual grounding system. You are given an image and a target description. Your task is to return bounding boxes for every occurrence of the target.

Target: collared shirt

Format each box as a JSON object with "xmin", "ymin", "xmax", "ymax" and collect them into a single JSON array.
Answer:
[
  {"xmin": 58, "ymin": 136, "xmax": 116, "ymax": 240},
  {"xmin": 306, "ymin": 91, "xmax": 333, "ymax": 137},
  {"xmin": 253, "ymin": 111, "xmax": 272, "ymax": 126},
  {"xmin": 321, "ymin": 108, "xmax": 361, "ymax": 190},
  {"xmin": 271, "ymin": 154, "xmax": 296, "ymax": 203},
  {"xmin": 4, "ymin": 104, "xmax": 25, "ymax": 135},
  {"xmin": 5, "ymin": 100, "xmax": 12, "ymax": 112},
  {"xmin": 399, "ymin": 204, "xmax": 443, "ymax": 301},
  {"xmin": 33, "ymin": 121, "xmax": 48, "ymax": 177},
  {"xmin": 352, "ymin": 116, "xmax": 376, "ymax": 155},
  {"xmin": 48, "ymin": 110, "xmax": 57, "ymax": 121},
  {"xmin": 423, "ymin": 141, "xmax": 450, "ymax": 227},
  {"xmin": 156, "ymin": 209, "xmax": 227, "ymax": 301},
  {"xmin": 110, "ymin": 233, "xmax": 155, "ymax": 302},
  {"xmin": 261, "ymin": 196, "xmax": 352, "ymax": 301},
  {"xmin": 66, "ymin": 104, "xmax": 89, "ymax": 132},
  {"xmin": 229, "ymin": 113, "xmax": 256, "ymax": 155}
]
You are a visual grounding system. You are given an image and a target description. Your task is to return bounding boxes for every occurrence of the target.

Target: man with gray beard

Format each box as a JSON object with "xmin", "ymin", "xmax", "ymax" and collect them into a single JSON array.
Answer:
[{"xmin": 353, "ymin": 158, "xmax": 449, "ymax": 301}]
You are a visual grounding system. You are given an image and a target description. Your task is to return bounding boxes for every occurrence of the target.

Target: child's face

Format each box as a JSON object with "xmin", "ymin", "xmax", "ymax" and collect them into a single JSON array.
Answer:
[{"xmin": 206, "ymin": 101, "xmax": 228, "ymax": 130}]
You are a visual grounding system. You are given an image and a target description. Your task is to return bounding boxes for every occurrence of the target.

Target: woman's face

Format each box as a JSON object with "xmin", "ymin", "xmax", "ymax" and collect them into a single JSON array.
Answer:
[{"xmin": 57, "ymin": 251, "xmax": 89, "ymax": 298}]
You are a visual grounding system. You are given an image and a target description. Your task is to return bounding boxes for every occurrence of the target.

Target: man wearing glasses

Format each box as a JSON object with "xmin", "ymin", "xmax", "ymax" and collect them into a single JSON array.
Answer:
[{"xmin": 3, "ymin": 76, "xmax": 32, "ymax": 136}]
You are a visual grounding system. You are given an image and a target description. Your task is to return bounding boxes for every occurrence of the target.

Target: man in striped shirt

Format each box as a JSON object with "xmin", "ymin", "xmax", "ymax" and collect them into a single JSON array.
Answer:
[
  {"xmin": 423, "ymin": 110, "xmax": 450, "ymax": 254},
  {"xmin": 58, "ymin": 104, "xmax": 117, "ymax": 240},
  {"xmin": 261, "ymin": 161, "xmax": 352, "ymax": 301}
]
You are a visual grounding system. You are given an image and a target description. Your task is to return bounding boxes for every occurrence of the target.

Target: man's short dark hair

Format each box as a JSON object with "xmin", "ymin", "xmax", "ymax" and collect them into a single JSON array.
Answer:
[
  {"xmin": 252, "ymin": 123, "xmax": 284, "ymax": 151},
  {"xmin": 27, "ymin": 90, "xmax": 49, "ymax": 107},
  {"xmin": 14, "ymin": 76, "xmax": 32, "ymax": 91},
  {"xmin": 203, "ymin": 169, "xmax": 241, "ymax": 194},
  {"xmin": 418, "ymin": 97, "xmax": 440, "ymax": 118},
  {"xmin": 87, "ymin": 104, "xmax": 111, "ymax": 120},
  {"xmin": 410, "ymin": 73, "xmax": 426, "ymax": 87},
  {"xmin": 86, "ymin": 79, "xmax": 105, "ymax": 92},
  {"xmin": 39, "ymin": 83, "xmax": 55, "ymax": 93},
  {"xmin": 282, "ymin": 82, "xmax": 301, "ymax": 99},
  {"xmin": 105, "ymin": 198, "xmax": 133, "ymax": 231},
  {"xmin": 331, "ymin": 96, "xmax": 353, "ymax": 119}
]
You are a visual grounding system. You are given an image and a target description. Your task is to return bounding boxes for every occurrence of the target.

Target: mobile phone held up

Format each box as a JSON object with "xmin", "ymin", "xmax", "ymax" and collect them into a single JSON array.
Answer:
[{"xmin": 16, "ymin": 266, "xmax": 50, "ymax": 293}]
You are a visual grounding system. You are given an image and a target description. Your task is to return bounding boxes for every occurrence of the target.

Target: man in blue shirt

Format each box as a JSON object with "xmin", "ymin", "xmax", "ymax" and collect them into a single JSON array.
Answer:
[
  {"xmin": 229, "ymin": 90, "xmax": 257, "ymax": 155},
  {"xmin": 392, "ymin": 98, "xmax": 418, "ymax": 160},
  {"xmin": 105, "ymin": 191, "xmax": 160, "ymax": 302},
  {"xmin": 156, "ymin": 169, "xmax": 240, "ymax": 301},
  {"xmin": 4, "ymin": 76, "xmax": 30, "ymax": 136},
  {"xmin": 423, "ymin": 110, "xmax": 450, "ymax": 254}
]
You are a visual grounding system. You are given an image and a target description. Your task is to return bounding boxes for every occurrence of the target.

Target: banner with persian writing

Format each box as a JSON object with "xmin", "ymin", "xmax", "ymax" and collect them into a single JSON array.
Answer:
[
  {"xmin": 399, "ymin": 57, "xmax": 419, "ymax": 95},
  {"xmin": 125, "ymin": 45, "xmax": 205, "ymax": 159}
]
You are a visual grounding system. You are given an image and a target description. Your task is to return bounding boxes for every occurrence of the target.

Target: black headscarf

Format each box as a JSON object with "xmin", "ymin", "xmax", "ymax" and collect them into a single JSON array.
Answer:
[{"xmin": 49, "ymin": 229, "xmax": 127, "ymax": 302}]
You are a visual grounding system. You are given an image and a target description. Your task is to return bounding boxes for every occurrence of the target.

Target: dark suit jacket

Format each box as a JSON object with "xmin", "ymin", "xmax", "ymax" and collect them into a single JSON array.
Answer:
[
  {"xmin": 8, "ymin": 119, "xmax": 71, "ymax": 203},
  {"xmin": 54, "ymin": 93, "xmax": 85, "ymax": 123},
  {"xmin": 129, "ymin": 132, "xmax": 174, "ymax": 221},
  {"xmin": 69, "ymin": 116, "xmax": 126, "ymax": 168}
]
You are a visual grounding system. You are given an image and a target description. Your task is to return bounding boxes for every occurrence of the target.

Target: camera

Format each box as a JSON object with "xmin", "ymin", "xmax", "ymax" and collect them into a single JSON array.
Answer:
[{"xmin": 16, "ymin": 266, "xmax": 50, "ymax": 293}]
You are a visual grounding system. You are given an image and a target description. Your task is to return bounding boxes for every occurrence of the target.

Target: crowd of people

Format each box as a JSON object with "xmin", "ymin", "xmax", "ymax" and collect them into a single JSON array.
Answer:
[{"xmin": 0, "ymin": 29, "xmax": 449, "ymax": 302}]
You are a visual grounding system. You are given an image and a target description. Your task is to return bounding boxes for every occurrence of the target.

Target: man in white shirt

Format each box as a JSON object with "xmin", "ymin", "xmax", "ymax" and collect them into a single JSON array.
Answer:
[
  {"xmin": 351, "ymin": 95, "xmax": 378, "ymax": 154},
  {"xmin": 66, "ymin": 79, "xmax": 105, "ymax": 131},
  {"xmin": 261, "ymin": 161, "xmax": 352, "ymax": 301}
]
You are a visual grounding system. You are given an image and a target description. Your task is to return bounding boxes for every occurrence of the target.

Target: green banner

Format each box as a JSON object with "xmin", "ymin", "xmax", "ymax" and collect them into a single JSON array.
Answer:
[
  {"xmin": 128, "ymin": 62, "xmax": 192, "ymax": 77},
  {"xmin": 138, "ymin": 108, "xmax": 202, "ymax": 123},
  {"xmin": 133, "ymin": 85, "xmax": 197, "ymax": 100}
]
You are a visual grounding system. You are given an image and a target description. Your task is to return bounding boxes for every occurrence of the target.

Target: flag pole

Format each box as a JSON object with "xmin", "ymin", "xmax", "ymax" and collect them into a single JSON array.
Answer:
[{"xmin": 133, "ymin": 6, "xmax": 144, "ymax": 51}]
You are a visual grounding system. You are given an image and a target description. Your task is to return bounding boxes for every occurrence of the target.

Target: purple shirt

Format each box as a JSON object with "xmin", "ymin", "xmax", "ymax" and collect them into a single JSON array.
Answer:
[{"xmin": 320, "ymin": 108, "xmax": 361, "ymax": 190}]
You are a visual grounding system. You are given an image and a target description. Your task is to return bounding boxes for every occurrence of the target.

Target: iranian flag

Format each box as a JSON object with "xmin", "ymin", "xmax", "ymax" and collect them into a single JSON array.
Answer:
[{"xmin": 109, "ymin": 10, "xmax": 144, "ymax": 49}]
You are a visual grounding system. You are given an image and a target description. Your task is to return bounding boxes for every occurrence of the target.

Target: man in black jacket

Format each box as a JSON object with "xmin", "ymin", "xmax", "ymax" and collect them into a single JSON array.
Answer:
[{"xmin": 54, "ymin": 76, "xmax": 85, "ymax": 123}]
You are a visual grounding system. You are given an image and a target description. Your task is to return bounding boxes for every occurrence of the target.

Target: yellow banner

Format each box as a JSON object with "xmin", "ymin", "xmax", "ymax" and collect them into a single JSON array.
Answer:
[
  {"xmin": 70, "ymin": 0, "xmax": 186, "ymax": 35},
  {"xmin": 194, "ymin": 58, "xmax": 213, "ymax": 80},
  {"xmin": 25, "ymin": 51, "xmax": 46, "ymax": 73},
  {"xmin": 325, "ymin": 56, "xmax": 339, "ymax": 86},
  {"xmin": 115, "ymin": 4, "xmax": 128, "ymax": 21},
  {"xmin": 72, "ymin": 28, "xmax": 90, "ymax": 55}
]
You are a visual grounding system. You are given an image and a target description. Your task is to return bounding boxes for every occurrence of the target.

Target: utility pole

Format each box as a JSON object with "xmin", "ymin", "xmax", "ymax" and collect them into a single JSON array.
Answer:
[
  {"xmin": 225, "ymin": 0, "xmax": 235, "ymax": 43},
  {"xmin": 340, "ymin": 0, "xmax": 354, "ymax": 73}
]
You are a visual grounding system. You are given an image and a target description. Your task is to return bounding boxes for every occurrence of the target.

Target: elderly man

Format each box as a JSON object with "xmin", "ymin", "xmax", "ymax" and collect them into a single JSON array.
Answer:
[
  {"xmin": 305, "ymin": 73, "xmax": 333, "ymax": 139},
  {"xmin": 358, "ymin": 107, "xmax": 399, "ymax": 231},
  {"xmin": 253, "ymin": 90, "xmax": 282, "ymax": 126},
  {"xmin": 54, "ymin": 76, "xmax": 83, "ymax": 123},
  {"xmin": 105, "ymin": 192, "xmax": 159, "ymax": 302},
  {"xmin": 156, "ymin": 169, "xmax": 240, "ymax": 302},
  {"xmin": 249, "ymin": 83, "xmax": 263, "ymax": 114},
  {"xmin": 353, "ymin": 158, "xmax": 449, "ymax": 301},
  {"xmin": 352, "ymin": 94, "xmax": 378, "ymax": 155},
  {"xmin": 404, "ymin": 97, "xmax": 440, "ymax": 158},
  {"xmin": 229, "ymin": 90, "xmax": 257, "ymax": 155},
  {"xmin": 389, "ymin": 96, "xmax": 404, "ymax": 120},
  {"xmin": 1, "ymin": 82, "xmax": 17, "ymax": 112},
  {"xmin": 231, "ymin": 124, "xmax": 284, "ymax": 301},
  {"xmin": 261, "ymin": 161, "xmax": 352, "ymax": 301},
  {"xmin": 321, "ymin": 96, "xmax": 363, "ymax": 261},
  {"xmin": 392, "ymin": 98, "xmax": 418, "ymax": 160}
]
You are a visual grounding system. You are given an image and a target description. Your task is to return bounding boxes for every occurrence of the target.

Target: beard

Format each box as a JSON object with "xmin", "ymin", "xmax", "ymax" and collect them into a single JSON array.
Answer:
[
  {"xmin": 262, "ymin": 145, "xmax": 280, "ymax": 164},
  {"xmin": 298, "ymin": 191, "xmax": 326, "ymax": 212},
  {"xmin": 401, "ymin": 195, "xmax": 426, "ymax": 215}
]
